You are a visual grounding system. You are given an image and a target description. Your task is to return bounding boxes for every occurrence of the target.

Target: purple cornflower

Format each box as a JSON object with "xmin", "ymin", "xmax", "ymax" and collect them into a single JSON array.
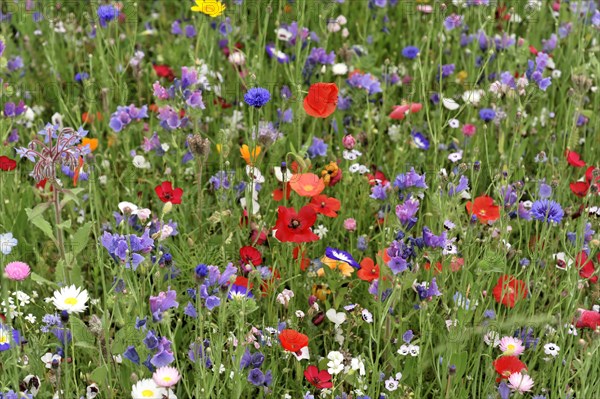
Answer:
[
  {"xmin": 402, "ymin": 330, "xmax": 414, "ymax": 344},
  {"xmin": 538, "ymin": 183, "xmax": 552, "ymax": 199},
  {"xmin": 443, "ymin": 14, "xmax": 463, "ymax": 31},
  {"xmin": 395, "ymin": 198, "xmax": 419, "ymax": 227},
  {"xmin": 171, "ymin": 20, "xmax": 183, "ymax": 35},
  {"xmin": 209, "ymin": 171, "xmax": 233, "ymax": 190},
  {"xmin": 109, "ymin": 104, "xmax": 148, "ymax": 132},
  {"xmin": 308, "ymin": 137, "xmax": 328, "ymax": 158},
  {"xmin": 415, "ymin": 278, "xmax": 442, "ymax": 300},
  {"xmin": 185, "ymin": 25, "xmax": 197, "ymax": 38},
  {"xmin": 347, "ymin": 73, "xmax": 382, "ymax": 95},
  {"xmin": 370, "ymin": 182, "xmax": 390, "ymax": 200},
  {"xmin": 438, "ymin": 64, "xmax": 456, "ymax": 79},
  {"xmin": 422, "ymin": 227, "xmax": 447, "ymax": 248},
  {"xmin": 393, "ymin": 168, "xmax": 428, "ymax": 190},
  {"xmin": 252, "ymin": 121, "xmax": 283, "ymax": 144},
  {"xmin": 448, "ymin": 175, "xmax": 469, "ymax": 196},
  {"xmin": 244, "ymin": 88, "xmax": 271, "ymax": 108},
  {"xmin": 307, "ymin": 47, "xmax": 336, "ymax": 65},
  {"xmin": 530, "ymin": 199, "xmax": 564, "ymax": 224},
  {"xmin": 100, "ymin": 229, "xmax": 155, "ymax": 270},
  {"xmin": 185, "ymin": 91, "xmax": 205, "ymax": 109},
  {"xmin": 150, "ymin": 288, "xmax": 179, "ymax": 321},
  {"xmin": 247, "ymin": 368, "xmax": 265, "ymax": 386}
]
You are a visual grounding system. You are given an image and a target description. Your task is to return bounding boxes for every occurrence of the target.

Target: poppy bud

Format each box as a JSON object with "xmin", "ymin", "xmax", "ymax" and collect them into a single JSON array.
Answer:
[
  {"xmin": 162, "ymin": 201, "xmax": 173, "ymax": 215},
  {"xmin": 312, "ymin": 312, "xmax": 325, "ymax": 326}
]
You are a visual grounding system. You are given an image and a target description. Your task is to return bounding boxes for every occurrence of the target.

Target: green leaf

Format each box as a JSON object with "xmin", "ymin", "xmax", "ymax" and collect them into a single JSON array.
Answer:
[
  {"xmin": 60, "ymin": 188, "xmax": 85, "ymax": 208},
  {"xmin": 57, "ymin": 220, "xmax": 72, "ymax": 229},
  {"xmin": 90, "ymin": 365, "xmax": 109, "ymax": 386},
  {"xmin": 71, "ymin": 222, "xmax": 93, "ymax": 256},
  {"xmin": 25, "ymin": 207, "xmax": 57, "ymax": 245},
  {"xmin": 30, "ymin": 272, "xmax": 58, "ymax": 288},
  {"xmin": 70, "ymin": 318, "xmax": 96, "ymax": 349}
]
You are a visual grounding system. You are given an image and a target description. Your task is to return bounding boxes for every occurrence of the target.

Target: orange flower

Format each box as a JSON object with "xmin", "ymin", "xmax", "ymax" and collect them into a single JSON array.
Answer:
[
  {"xmin": 357, "ymin": 257, "xmax": 379, "ymax": 282},
  {"xmin": 240, "ymin": 144, "xmax": 261, "ymax": 165},
  {"xmin": 290, "ymin": 173, "xmax": 325, "ymax": 197},
  {"xmin": 465, "ymin": 195, "xmax": 500, "ymax": 224},
  {"xmin": 80, "ymin": 138, "xmax": 99, "ymax": 152}
]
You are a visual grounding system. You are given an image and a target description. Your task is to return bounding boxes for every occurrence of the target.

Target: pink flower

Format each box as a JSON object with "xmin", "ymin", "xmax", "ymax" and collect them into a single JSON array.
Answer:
[
  {"xmin": 343, "ymin": 218, "xmax": 357, "ymax": 232},
  {"xmin": 499, "ymin": 337, "xmax": 525, "ymax": 356},
  {"xmin": 508, "ymin": 372, "xmax": 534, "ymax": 393},
  {"xmin": 462, "ymin": 124, "xmax": 476, "ymax": 137},
  {"xmin": 3, "ymin": 261, "xmax": 31, "ymax": 281},
  {"xmin": 342, "ymin": 135, "xmax": 356, "ymax": 150}
]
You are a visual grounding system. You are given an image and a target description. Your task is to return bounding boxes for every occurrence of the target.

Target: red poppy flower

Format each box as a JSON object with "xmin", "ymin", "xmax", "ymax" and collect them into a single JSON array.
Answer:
[
  {"xmin": 309, "ymin": 195, "xmax": 341, "ymax": 218},
  {"xmin": 367, "ymin": 170, "xmax": 389, "ymax": 186},
  {"xmin": 233, "ymin": 275, "xmax": 253, "ymax": 289},
  {"xmin": 575, "ymin": 309, "xmax": 600, "ymax": 330},
  {"xmin": 466, "ymin": 195, "xmax": 501, "ymax": 224},
  {"xmin": 279, "ymin": 329, "xmax": 309, "ymax": 352},
  {"xmin": 357, "ymin": 257, "xmax": 379, "ymax": 282},
  {"xmin": 155, "ymin": 181, "xmax": 183, "ymax": 204},
  {"xmin": 492, "ymin": 275, "xmax": 528, "ymax": 308},
  {"xmin": 153, "ymin": 64, "xmax": 175, "ymax": 81},
  {"xmin": 303, "ymin": 83, "xmax": 338, "ymax": 118},
  {"xmin": 566, "ymin": 150, "xmax": 586, "ymax": 167},
  {"xmin": 272, "ymin": 182, "xmax": 292, "ymax": 202},
  {"xmin": 424, "ymin": 261, "xmax": 443, "ymax": 274},
  {"xmin": 493, "ymin": 356, "xmax": 527, "ymax": 381},
  {"xmin": 240, "ymin": 246, "xmax": 262, "ymax": 267},
  {"xmin": 570, "ymin": 181, "xmax": 589, "ymax": 197},
  {"xmin": 389, "ymin": 103, "xmax": 422, "ymax": 120},
  {"xmin": 290, "ymin": 173, "xmax": 325, "ymax": 197},
  {"xmin": 0, "ymin": 155, "xmax": 17, "ymax": 171},
  {"xmin": 575, "ymin": 252, "xmax": 598, "ymax": 283},
  {"xmin": 273, "ymin": 206, "xmax": 319, "ymax": 243},
  {"xmin": 528, "ymin": 45, "xmax": 539, "ymax": 56},
  {"xmin": 304, "ymin": 365, "xmax": 333, "ymax": 389}
]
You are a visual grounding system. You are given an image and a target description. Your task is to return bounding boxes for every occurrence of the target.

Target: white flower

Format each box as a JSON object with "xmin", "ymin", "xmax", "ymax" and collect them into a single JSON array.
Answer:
[
  {"xmin": 449, "ymin": 118, "xmax": 460, "ymax": 128},
  {"xmin": 51, "ymin": 112, "xmax": 63, "ymax": 128},
  {"xmin": 276, "ymin": 289, "xmax": 295, "ymax": 307},
  {"xmin": 551, "ymin": 69, "xmax": 562, "ymax": 79},
  {"xmin": 326, "ymin": 309, "xmax": 347, "ymax": 327},
  {"xmin": 332, "ymin": 63, "xmax": 348, "ymax": 75},
  {"xmin": 51, "ymin": 285, "xmax": 89, "ymax": 314},
  {"xmin": 0, "ymin": 232, "xmax": 18, "ymax": 255},
  {"xmin": 292, "ymin": 346, "xmax": 310, "ymax": 361},
  {"xmin": 543, "ymin": 343, "xmax": 560, "ymax": 357},
  {"xmin": 327, "ymin": 351, "xmax": 345, "ymax": 375},
  {"xmin": 483, "ymin": 330, "xmax": 501, "ymax": 347},
  {"xmin": 118, "ymin": 202, "xmax": 139, "ymax": 214},
  {"xmin": 228, "ymin": 51, "xmax": 246, "ymax": 66},
  {"xmin": 350, "ymin": 357, "xmax": 366, "ymax": 376},
  {"xmin": 246, "ymin": 166, "xmax": 265, "ymax": 183},
  {"xmin": 361, "ymin": 309, "xmax": 373, "ymax": 323},
  {"xmin": 41, "ymin": 352, "xmax": 61, "ymax": 369},
  {"xmin": 348, "ymin": 164, "xmax": 361, "ymax": 173},
  {"xmin": 448, "ymin": 151, "xmax": 463, "ymax": 163},
  {"xmin": 314, "ymin": 224, "xmax": 328, "ymax": 239},
  {"xmin": 408, "ymin": 344, "xmax": 420, "ymax": 356},
  {"xmin": 25, "ymin": 314, "xmax": 37, "ymax": 324},
  {"xmin": 131, "ymin": 378, "xmax": 167, "ymax": 399},
  {"xmin": 565, "ymin": 324, "xmax": 578, "ymax": 336},
  {"xmin": 553, "ymin": 252, "xmax": 573, "ymax": 270},
  {"xmin": 442, "ymin": 97, "xmax": 460, "ymax": 110},
  {"xmin": 132, "ymin": 155, "xmax": 151, "ymax": 169},
  {"xmin": 385, "ymin": 378, "xmax": 398, "ymax": 391},
  {"xmin": 397, "ymin": 344, "xmax": 410, "ymax": 356},
  {"xmin": 274, "ymin": 166, "xmax": 292, "ymax": 182},
  {"xmin": 295, "ymin": 310, "xmax": 305, "ymax": 318},
  {"xmin": 276, "ymin": 28, "xmax": 293, "ymax": 42},
  {"xmin": 462, "ymin": 89, "xmax": 485, "ymax": 105}
]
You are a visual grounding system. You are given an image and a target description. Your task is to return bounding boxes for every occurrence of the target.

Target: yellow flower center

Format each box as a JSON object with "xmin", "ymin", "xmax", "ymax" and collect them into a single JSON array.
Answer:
[
  {"xmin": 64, "ymin": 297, "xmax": 78, "ymax": 305},
  {"xmin": 141, "ymin": 389, "xmax": 155, "ymax": 397},
  {"xmin": 163, "ymin": 376, "xmax": 172, "ymax": 382},
  {"xmin": 507, "ymin": 344, "xmax": 515, "ymax": 351},
  {"xmin": 0, "ymin": 335, "xmax": 7, "ymax": 343}
]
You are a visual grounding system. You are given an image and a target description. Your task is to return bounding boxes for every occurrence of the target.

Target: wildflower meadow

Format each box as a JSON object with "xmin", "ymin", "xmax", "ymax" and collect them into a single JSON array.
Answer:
[{"xmin": 1, "ymin": 0, "xmax": 600, "ymax": 398}]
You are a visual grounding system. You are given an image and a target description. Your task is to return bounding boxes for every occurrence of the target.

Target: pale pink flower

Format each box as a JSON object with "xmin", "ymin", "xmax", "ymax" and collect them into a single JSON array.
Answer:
[
  {"xmin": 508, "ymin": 372, "xmax": 534, "ymax": 393},
  {"xmin": 153, "ymin": 366, "xmax": 181, "ymax": 388},
  {"xmin": 499, "ymin": 336, "xmax": 525, "ymax": 356}
]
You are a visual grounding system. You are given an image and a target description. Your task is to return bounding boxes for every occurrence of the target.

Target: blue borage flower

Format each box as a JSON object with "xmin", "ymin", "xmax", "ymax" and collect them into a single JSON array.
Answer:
[{"xmin": 325, "ymin": 247, "xmax": 360, "ymax": 268}]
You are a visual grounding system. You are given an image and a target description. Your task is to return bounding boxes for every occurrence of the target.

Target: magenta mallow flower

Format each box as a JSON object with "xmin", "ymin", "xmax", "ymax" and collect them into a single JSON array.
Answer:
[{"xmin": 3, "ymin": 261, "xmax": 31, "ymax": 281}]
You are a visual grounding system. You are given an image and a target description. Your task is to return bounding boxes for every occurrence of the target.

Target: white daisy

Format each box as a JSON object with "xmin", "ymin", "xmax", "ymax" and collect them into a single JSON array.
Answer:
[
  {"xmin": 543, "ymin": 343, "xmax": 560, "ymax": 357},
  {"xmin": 131, "ymin": 378, "xmax": 167, "ymax": 399},
  {"xmin": 51, "ymin": 285, "xmax": 89, "ymax": 314}
]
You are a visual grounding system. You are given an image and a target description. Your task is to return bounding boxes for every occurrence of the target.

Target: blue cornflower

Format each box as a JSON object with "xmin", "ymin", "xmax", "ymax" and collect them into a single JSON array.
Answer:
[
  {"xmin": 307, "ymin": 137, "xmax": 328, "ymax": 158},
  {"xmin": 247, "ymin": 368, "xmax": 265, "ymax": 386},
  {"xmin": 531, "ymin": 199, "xmax": 564, "ymax": 224},
  {"xmin": 401, "ymin": 46, "xmax": 419, "ymax": 59},
  {"xmin": 97, "ymin": 4, "xmax": 118, "ymax": 28},
  {"xmin": 244, "ymin": 88, "xmax": 271, "ymax": 108},
  {"xmin": 479, "ymin": 108, "xmax": 496, "ymax": 122},
  {"xmin": 411, "ymin": 131, "xmax": 430, "ymax": 150}
]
